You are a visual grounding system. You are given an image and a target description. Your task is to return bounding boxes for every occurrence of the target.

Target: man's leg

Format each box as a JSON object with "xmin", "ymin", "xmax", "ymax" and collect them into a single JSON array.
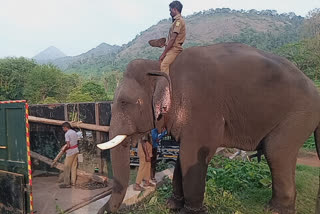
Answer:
[
  {"xmin": 160, "ymin": 49, "xmax": 181, "ymax": 74},
  {"xmin": 143, "ymin": 161, "xmax": 154, "ymax": 187},
  {"xmin": 134, "ymin": 154, "xmax": 146, "ymax": 191},
  {"xmin": 136, "ymin": 157, "xmax": 146, "ymax": 184},
  {"xmin": 62, "ymin": 155, "xmax": 73, "ymax": 187},
  {"xmin": 71, "ymin": 154, "xmax": 78, "ymax": 185},
  {"xmin": 151, "ymin": 148, "xmax": 157, "ymax": 180}
]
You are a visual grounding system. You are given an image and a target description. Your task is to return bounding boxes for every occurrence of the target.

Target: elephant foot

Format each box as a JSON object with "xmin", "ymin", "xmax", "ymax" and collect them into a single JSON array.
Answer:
[
  {"xmin": 167, "ymin": 195, "xmax": 184, "ymax": 210},
  {"xmin": 265, "ymin": 201, "xmax": 296, "ymax": 214},
  {"xmin": 178, "ymin": 206, "xmax": 207, "ymax": 214}
]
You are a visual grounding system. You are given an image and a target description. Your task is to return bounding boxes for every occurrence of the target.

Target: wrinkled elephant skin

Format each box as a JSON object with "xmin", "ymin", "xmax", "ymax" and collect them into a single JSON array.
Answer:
[{"xmin": 102, "ymin": 43, "xmax": 320, "ymax": 214}]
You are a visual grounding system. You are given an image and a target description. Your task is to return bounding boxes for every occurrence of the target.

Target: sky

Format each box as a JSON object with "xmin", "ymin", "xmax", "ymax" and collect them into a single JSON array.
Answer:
[{"xmin": 0, "ymin": 0, "xmax": 319, "ymax": 58}]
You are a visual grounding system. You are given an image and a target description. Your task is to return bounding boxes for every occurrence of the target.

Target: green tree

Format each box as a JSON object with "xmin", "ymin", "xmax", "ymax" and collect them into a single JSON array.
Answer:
[
  {"xmin": 81, "ymin": 81, "xmax": 107, "ymax": 101},
  {"xmin": 303, "ymin": 8, "xmax": 320, "ymax": 38},
  {"xmin": 0, "ymin": 57, "xmax": 36, "ymax": 100},
  {"xmin": 103, "ymin": 71, "xmax": 123, "ymax": 99},
  {"xmin": 276, "ymin": 40, "xmax": 319, "ymax": 80},
  {"xmin": 24, "ymin": 64, "xmax": 65, "ymax": 103},
  {"xmin": 42, "ymin": 97, "xmax": 58, "ymax": 104},
  {"xmin": 66, "ymin": 87, "xmax": 94, "ymax": 103}
]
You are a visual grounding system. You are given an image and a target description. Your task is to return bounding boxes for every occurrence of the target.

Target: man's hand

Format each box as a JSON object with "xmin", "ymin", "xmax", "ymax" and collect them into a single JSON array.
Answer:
[
  {"xmin": 146, "ymin": 155, "xmax": 151, "ymax": 162},
  {"xmin": 62, "ymin": 144, "xmax": 68, "ymax": 152}
]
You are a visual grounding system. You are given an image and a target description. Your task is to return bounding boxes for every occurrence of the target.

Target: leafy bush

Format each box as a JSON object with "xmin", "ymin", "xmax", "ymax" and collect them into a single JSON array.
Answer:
[
  {"xmin": 303, "ymin": 135, "xmax": 316, "ymax": 150},
  {"xmin": 207, "ymin": 156, "xmax": 272, "ymax": 192}
]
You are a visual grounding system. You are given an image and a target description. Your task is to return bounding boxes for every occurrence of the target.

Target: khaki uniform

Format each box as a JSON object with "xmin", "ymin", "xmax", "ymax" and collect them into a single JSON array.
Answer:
[
  {"xmin": 64, "ymin": 153, "xmax": 78, "ymax": 185},
  {"xmin": 161, "ymin": 14, "xmax": 186, "ymax": 74},
  {"xmin": 135, "ymin": 140, "xmax": 153, "ymax": 184}
]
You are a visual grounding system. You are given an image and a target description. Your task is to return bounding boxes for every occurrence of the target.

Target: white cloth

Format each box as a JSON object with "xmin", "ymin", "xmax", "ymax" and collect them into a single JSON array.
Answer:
[{"xmin": 65, "ymin": 129, "xmax": 79, "ymax": 156}]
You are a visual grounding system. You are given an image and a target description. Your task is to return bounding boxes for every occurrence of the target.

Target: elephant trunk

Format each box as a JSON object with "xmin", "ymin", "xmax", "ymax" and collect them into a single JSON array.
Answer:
[{"xmin": 98, "ymin": 139, "xmax": 131, "ymax": 214}]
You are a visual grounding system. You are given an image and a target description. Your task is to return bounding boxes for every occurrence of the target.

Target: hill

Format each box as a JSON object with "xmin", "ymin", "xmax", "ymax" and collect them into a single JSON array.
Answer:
[
  {"xmin": 46, "ymin": 9, "xmax": 304, "ymax": 76},
  {"xmin": 52, "ymin": 43, "xmax": 121, "ymax": 72}
]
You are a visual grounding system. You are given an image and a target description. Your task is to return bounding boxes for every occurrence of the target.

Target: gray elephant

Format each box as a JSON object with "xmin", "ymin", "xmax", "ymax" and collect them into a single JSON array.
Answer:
[{"xmin": 98, "ymin": 43, "xmax": 320, "ymax": 214}]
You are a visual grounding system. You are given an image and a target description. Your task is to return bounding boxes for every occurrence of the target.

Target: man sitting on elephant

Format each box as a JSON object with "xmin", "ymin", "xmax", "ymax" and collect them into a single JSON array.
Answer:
[{"xmin": 149, "ymin": 1, "xmax": 186, "ymax": 74}]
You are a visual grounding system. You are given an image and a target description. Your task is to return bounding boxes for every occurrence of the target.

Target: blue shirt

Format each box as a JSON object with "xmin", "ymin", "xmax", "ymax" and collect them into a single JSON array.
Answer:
[{"xmin": 151, "ymin": 128, "xmax": 167, "ymax": 148}]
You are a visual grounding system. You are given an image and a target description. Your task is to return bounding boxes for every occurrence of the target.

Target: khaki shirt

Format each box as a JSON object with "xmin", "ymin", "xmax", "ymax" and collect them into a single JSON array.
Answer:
[{"xmin": 167, "ymin": 14, "xmax": 186, "ymax": 50}]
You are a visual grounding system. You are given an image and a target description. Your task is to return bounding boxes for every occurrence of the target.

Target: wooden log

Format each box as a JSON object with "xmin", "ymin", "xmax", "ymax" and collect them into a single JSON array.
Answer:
[
  {"xmin": 51, "ymin": 145, "xmax": 67, "ymax": 168},
  {"xmin": 30, "ymin": 151, "xmax": 108, "ymax": 184},
  {"xmin": 28, "ymin": 116, "xmax": 109, "ymax": 133}
]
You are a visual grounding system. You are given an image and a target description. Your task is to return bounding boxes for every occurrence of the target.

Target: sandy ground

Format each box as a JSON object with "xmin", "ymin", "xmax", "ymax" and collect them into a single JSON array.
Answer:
[{"xmin": 32, "ymin": 175, "xmax": 110, "ymax": 214}]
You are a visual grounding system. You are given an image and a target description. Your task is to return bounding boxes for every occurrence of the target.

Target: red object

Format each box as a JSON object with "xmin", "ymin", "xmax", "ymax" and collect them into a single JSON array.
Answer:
[{"xmin": 68, "ymin": 144, "xmax": 78, "ymax": 150}]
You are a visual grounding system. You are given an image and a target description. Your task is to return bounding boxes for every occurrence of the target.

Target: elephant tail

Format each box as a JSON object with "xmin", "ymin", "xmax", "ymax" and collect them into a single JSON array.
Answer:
[{"xmin": 314, "ymin": 124, "xmax": 320, "ymax": 160}]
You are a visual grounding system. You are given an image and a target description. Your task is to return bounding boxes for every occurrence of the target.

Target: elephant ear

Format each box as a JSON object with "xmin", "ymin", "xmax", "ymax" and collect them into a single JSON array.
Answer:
[{"xmin": 148, "ymin": 71, "xmax": 172, "ymax": 120}]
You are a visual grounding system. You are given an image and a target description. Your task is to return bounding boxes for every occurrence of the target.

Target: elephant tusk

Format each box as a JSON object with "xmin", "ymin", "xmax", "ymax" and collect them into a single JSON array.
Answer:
[{"xmin": 97, "ymin": 135, "xmax": 127, "ymax": 150}]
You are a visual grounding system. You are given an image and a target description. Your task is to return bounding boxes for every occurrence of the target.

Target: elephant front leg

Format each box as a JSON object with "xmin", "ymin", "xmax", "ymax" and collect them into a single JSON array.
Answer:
[
  {"xmin": 178, "ymin": 144, "xmax": 217, "ymax": 214},
  {"xmin": 167, "ymin": 156, "xmax": 184, "ymax": 210}
]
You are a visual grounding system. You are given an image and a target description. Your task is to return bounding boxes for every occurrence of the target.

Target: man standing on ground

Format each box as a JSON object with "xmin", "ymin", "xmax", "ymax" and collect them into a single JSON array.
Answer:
[
  {"xmin": 159, "ymin": 1, "xmax": 186, "ymax": 74},
  {"xmin": 59, "ymin": 122, "xmax": 79, "ymax": 188},
  {"xmin": 134, "ymin": 134, "xmax": 155, "ymax": 191}
]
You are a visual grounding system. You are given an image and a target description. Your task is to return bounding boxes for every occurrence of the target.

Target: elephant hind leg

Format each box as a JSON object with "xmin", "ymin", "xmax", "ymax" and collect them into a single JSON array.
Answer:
[{"xmin": 263, "ymin": 115, "xmax": 316, "ymax": 214}]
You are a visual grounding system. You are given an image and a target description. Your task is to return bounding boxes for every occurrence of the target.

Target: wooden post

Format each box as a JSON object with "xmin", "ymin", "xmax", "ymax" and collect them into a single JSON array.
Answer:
[
  {"xmin": 95, "ymin": 103, "xmax": 103, "ymax": 174},
  {"xmin": 51, "ymin": 145, "xmax": 67, "ymax": 167},
  {"xmin": 64, "ymin": 104, "xmax": 68, "ymax": 121}
]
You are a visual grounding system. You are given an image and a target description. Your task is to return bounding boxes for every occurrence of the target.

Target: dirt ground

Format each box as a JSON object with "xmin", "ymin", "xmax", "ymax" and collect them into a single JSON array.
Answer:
[
  {"xmin": 220, "ymin": 148, "xmax": 319, "ymax": 167},
  {"xmin": 32, "ymin": 174, "xmax": 110, "ymax": 214},
  {"xmin": 297, "ymin": 150, "xmax": 320, "ymax": 167}
]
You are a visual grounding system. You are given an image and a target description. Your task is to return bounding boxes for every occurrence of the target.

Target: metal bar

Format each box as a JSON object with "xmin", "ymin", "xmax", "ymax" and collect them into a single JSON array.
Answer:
[{"xmin": 0, "ymin": 146, "xmax": 7, "ymax": 149}]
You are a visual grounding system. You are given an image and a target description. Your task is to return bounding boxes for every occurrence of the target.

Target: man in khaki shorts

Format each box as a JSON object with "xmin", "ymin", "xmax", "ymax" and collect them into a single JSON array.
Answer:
[{"xmin": 156, "ymin": 1, "xmax": 186, "ymax": 74}]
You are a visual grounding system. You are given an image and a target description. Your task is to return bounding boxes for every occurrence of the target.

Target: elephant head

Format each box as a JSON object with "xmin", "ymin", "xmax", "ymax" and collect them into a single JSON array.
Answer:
[{"xmin": 97, "ymin": 59, "xmax": 171, "ymax": 213}]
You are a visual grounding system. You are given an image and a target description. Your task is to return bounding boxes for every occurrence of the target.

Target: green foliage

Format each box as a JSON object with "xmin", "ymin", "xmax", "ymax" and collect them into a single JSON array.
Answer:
[
  {"xmin": 24, "ymin": 64, "xmax": 70, "ymax": 103},
  {"xmin": 303, "ymin": 8, "xmax": 320, "ymax": 38},
  {"xmin": 216, "ymin": 25, "xmax": 301, "ymax": 52},
  {"xmin": 0, "ymin": 57, "xmax": 37, "ymax": 100},
  {"xmin": 156, "ymin": 160, "xmax": 171, "ymax": 172},
  {"xmin": 207, "ymin": 156, "xmax": 271, "ymax": 192},
  {"xmin": 124, "ymin": 157, "xmax": 318, "ymax": 214},
  {"xmin": 303, "ymin": 135, "xmax": 316, "ymax": 150},
  {"xmin": 41, "ymin": 97, "xmax": 58, "ymax": 104},
  {"xmin": 103, "ymin": 71, "xmax": 123, "ymax": 100},
  {"xmin": 276, "ymin": 37, "xmax": 320, "ymax": 81},
  {"xmin": 66, "ymin": 87, "xmax": 94, "ymax": 103},
  {"xmin": 81, "ymin": 81, "xmax": 107, "ymax": 101}
]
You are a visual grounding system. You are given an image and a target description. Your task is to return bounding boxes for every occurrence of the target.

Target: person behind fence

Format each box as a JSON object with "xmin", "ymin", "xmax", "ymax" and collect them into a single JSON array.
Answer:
[
  {"xmin": 59, "ymin": 122, "xmax": 79, "ymax": 188},
  {"xmin": 134, "ymin": 134, "xmax": 155, "ymax": 191},
  {"xmin": 151, "ymin": 127, "xmax": 168, "ymax": 182}
]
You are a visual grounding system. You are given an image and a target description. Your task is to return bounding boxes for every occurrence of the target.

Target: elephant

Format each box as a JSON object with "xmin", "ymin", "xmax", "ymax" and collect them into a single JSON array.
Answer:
[{"xmin": 97, "ymin": 43, "xmax": 320, "ymax": 214}]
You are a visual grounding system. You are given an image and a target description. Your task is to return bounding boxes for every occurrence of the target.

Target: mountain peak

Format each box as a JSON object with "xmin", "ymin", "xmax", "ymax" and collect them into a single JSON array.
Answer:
[
  {"xmin": 33, "ymin": 46, "xmax": 66, "ymax": 63},
  {"xmin": 81, "ymin": 43, "xmax": 121, "ymax": 57}
]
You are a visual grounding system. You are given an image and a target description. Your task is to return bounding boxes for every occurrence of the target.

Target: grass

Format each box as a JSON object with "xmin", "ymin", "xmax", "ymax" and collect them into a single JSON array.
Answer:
[
  {"xmin": 303, "ymin": 135, "xmax": 317, "ymax": 151},
  {"xmin": 120, "ymin": 156, "xmax": 319, "ymax": 214}
]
